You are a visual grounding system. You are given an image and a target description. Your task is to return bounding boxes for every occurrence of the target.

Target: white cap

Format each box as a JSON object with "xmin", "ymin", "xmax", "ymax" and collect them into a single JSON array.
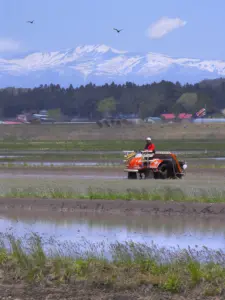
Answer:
[{"xmin": 146, "ymin": 137, "xmax": 151, "ymax": 141}]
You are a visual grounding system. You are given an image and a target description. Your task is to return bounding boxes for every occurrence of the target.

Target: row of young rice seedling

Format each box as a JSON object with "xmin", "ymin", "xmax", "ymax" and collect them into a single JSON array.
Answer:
[{"xmin": 3, "ymin": 186, "xmax": 225, "ymax": 203}]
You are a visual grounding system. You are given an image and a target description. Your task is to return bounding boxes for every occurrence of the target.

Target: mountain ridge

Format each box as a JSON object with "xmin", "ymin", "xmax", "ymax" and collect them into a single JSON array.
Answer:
[{"xmin": 1, "ymin": 44, "xmax": 225, "ymax": 87}]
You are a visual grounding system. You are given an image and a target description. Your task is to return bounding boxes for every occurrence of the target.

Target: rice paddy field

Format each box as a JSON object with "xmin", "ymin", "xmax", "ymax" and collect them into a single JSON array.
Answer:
[
  {"xmin": 0, "ymin": 123, "xmax": 225, "ymax": 299},
  {"xmin": 1, "ymin": 122, "xmax": 225, "ymax": 140}
]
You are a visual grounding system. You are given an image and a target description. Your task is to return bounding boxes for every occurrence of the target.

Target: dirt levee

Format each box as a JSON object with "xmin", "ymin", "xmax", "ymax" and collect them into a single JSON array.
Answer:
[{"xmin": 1, "ymin": 197, "xmax": 225, "ymax": 217}]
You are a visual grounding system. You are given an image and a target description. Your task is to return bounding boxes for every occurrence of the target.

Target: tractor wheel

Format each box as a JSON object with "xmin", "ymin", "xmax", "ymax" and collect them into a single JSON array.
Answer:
[
  {"xmin": 144, "ymin": 169, "xmax": 154, "ymax": 179},
  {"xmin": 128, "ymin": 172, "xmax": 137, "ymax": 179},
  {"xmin": 158, "ymin": 164, "xmax": 170, "ymax": 179},
  {"xmin": 153, "ymin": 172, "xmax": 160, "ymax": 179}
]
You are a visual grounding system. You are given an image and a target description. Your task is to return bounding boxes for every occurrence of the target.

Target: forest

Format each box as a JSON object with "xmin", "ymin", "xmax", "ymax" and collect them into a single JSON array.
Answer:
[{"xmin": 1, "ymin": 78, "xmax": 225, "ymax": 119}]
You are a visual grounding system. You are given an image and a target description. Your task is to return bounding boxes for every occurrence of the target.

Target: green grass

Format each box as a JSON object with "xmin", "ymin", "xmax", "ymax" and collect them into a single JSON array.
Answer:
[
  {"xmin": 0, "ymin": 153, "xmax": 122, "ymax": 162},
  {"xmin": 1, "ymin": 139, "xmax": 225, "ymax": 151},
  {"xmin": 4, "ymin": 186, "xmax": 225, "ymax": 203},
  {"xmin": 0, "ymin": 162, "xmax": 121, "ymax": 169},
  {"xmin": 0, "ymin": 232, "xmax": 224, "ymax": 297}
]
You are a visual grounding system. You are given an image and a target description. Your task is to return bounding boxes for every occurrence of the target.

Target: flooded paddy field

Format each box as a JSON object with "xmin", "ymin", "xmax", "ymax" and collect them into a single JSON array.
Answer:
[
  {"xmin": 0, "ymin": 154, "xmax": 223, "ymax": 253},
  {"xmin": 0, "ymin": 160, "xmax": 223, "ymax": 252},
  {"xmin": 1, "ymin": 209, "xmax": 225, "ymax": 251}
]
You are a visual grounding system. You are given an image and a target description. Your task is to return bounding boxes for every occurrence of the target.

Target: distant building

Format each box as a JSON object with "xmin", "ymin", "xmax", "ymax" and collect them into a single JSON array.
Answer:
[
  {"xmin": 16, "ymin": 114, "xmax": 30, "ymax": 123},
  {"xmin": 178, "ymin": 113, "xmax": 193, "ymax": 119},
  {"xmin": 70, "ymin": 117, "xmax": 91, "ymax": 122},
  {"xmin": 161, "ymin": 113, "xmax": 193, "ymax": 121},
  {"xmin": 161, "ymin": 113, "xmax": 176, "ymax": 120},
  {"xmin": 39, "ymin": 110, "xmax": 48, "ymax": 116},
  {"xmin": 192, "ymin": 118, "xmax": 225, "ymax": 123},
  {"xmin": 116, "ymin": 113, "xmax": 139, "ymax": 119},
  {"xmin": 3, "ymin": 121, "xmax": 22, "ymax": 124},
  {"xmin": 126, "ymin": 118, "xmax": 143, "ymax": 124},
  {"xmin": 144, "ymin": 117, "xmax": 162, "ymax": 123}
]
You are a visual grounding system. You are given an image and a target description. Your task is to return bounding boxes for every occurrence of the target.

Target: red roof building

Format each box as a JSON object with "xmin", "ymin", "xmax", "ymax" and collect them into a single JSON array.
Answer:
[
  {"xmin": 3, "ymin": 121, "xmax": 22, "ymax": 124},
  {"xmin": 161, "ymin": 113, "xmax": 192, "ymax": 120},
  {"xmin": 178, "ymin": 113, "xmax": 192, "ymax": 119},
  {"xmin": 161, "ymin": 114, "xmax": 175, "ymax": 119}
]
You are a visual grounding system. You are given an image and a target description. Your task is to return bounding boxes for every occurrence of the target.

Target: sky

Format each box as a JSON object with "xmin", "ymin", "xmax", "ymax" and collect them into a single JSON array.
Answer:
[{"xmin": 1, "ymin": 0, "xmax": 225, "ymax": 60}]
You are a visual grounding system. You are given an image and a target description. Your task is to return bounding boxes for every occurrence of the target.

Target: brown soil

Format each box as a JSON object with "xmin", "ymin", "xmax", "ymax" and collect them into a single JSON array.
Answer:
[
  {"xmin": 0, "ymin": 282, "xmax": 223, "ymax": 300},
  {"xmin": 0, "ymin": 197, "xmax": 225, "ymax": 217}
]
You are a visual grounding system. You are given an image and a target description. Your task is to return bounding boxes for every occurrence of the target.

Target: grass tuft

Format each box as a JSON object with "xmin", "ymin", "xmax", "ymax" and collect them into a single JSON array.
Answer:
[{"xmin": 0, "ymin": 233, "xmax": 224, "ymax": 296}]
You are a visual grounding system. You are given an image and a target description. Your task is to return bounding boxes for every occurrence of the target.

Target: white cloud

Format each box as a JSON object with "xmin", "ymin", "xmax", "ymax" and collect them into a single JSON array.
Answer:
[
  {"xmin": 147, "ymin": 17, "xmax": 187, "ymax": 39},
  {"xmin": 0, "ymin": 38, "xmax": 20, "ymax": 52}
]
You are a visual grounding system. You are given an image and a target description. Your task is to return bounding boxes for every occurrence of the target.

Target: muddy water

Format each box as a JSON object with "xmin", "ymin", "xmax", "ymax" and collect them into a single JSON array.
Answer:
[{"xmin": 0, "ymin": 211, "xmax": 225, "ymax": 251}]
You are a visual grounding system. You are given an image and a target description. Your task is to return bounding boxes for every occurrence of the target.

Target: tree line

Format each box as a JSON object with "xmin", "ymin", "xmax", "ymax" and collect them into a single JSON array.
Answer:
[{"xmin": 1, "ymin": 78, "xmax": 225, "ymax": 119}]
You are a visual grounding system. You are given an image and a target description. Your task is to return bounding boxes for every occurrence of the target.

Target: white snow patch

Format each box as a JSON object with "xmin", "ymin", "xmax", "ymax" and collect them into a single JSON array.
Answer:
[
  {"xmin": 97, "ymin": 56, "xmax": 141, "ymax": 75},
  {"xmin": 1, "ymin": 44, "xmax": 225, "ymax": 79}
]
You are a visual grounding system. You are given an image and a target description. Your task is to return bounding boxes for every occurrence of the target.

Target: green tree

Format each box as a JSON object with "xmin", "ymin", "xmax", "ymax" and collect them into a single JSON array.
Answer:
[
  {"xmin": 196, "ymin": 92, "xmax": 213, "ymax": 112},
  {"xmin": 48, "ymin": 108, "xmax": 62, "ymax": 120},
  {"xmin": 97, "ymin": 97, "xmax": 116, "ymax": 118},
  {"xmin": 176, "ymin": 93, "xmax": 198, "ymax": 112},
  {"xmin": 1, "ymin": 79, "xmax": 225, "ymax": 120}
]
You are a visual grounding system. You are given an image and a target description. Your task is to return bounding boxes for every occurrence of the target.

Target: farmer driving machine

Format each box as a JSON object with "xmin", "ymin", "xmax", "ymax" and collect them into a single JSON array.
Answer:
[{"xmin": 123, "ymin": 150, "xmax": 187, "ymax": 179}]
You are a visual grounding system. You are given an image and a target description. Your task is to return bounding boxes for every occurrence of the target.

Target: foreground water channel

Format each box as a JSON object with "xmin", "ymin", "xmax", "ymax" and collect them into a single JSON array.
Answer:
[{"xmin": 0, "ymin": 211, "xmax": 225, "ymax": 252}]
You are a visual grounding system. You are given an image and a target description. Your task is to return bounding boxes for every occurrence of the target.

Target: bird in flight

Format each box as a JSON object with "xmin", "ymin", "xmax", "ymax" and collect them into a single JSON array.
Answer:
[
  {"xmin": 113, "ymin": 28, "xmax": 123, "ymax": 33},
  {"xmin": 27, "ymin": 20, "xmax": 34, "ymax": 24}
]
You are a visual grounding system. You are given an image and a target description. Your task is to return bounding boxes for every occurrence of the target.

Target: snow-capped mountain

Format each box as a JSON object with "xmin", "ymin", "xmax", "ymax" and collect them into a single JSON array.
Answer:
[{"xmin": 0, "ymin": 44, "xmax": 225, "ymax": 87}]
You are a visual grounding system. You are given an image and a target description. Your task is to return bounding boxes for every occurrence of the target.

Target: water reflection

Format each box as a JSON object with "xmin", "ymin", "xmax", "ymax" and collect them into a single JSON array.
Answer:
[{"xmin": 0, "ymin": 212, "xmax": 224, "ymax": 251}]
